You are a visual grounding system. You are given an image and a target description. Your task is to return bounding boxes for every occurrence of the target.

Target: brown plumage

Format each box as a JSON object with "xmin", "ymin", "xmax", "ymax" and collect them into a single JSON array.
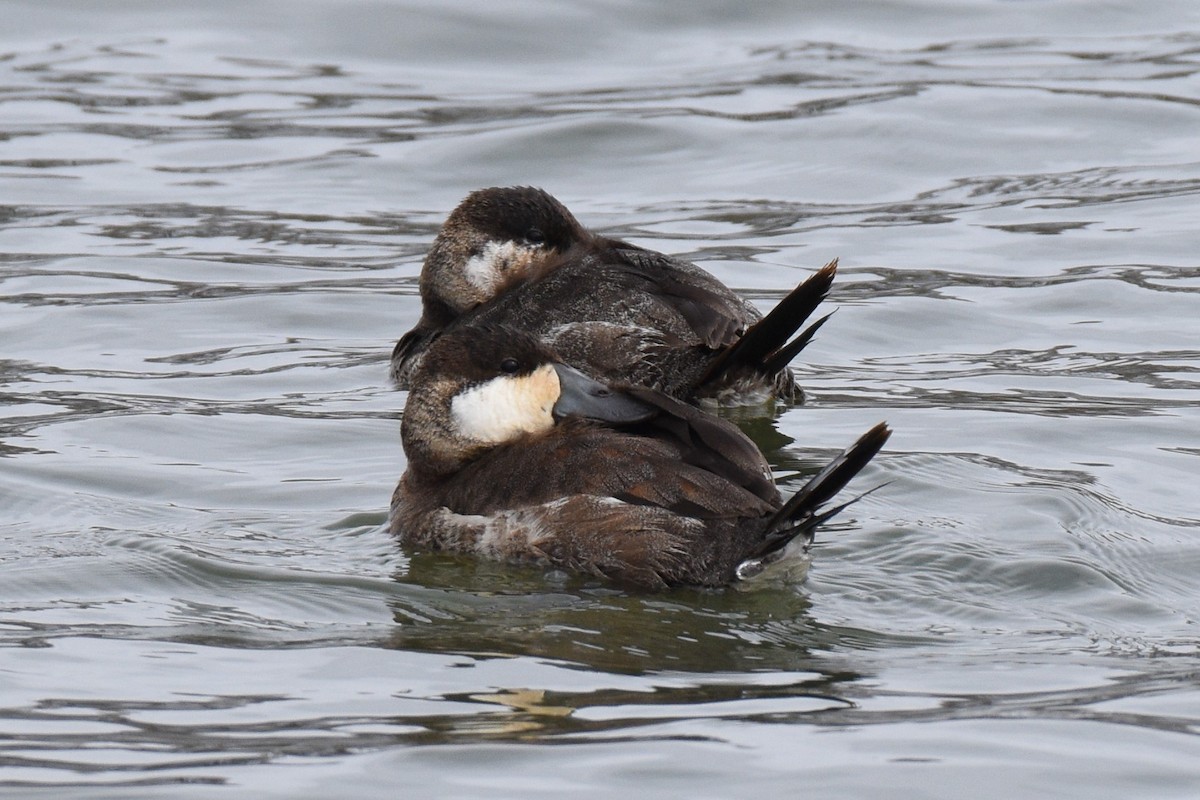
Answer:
[
  {"xmin": 391, "ymin": 325, "xmax": 891, "ymax": 589},
  {"xmin": 391, "ymin": 187, "xmax": 836, "ymax": 406}
]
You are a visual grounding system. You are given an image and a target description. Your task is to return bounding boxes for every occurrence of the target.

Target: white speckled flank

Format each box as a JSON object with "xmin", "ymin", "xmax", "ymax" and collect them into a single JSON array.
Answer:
[
  {"xmin": 473, "ymin": 507, "xmax": 542, "ymax": 557},
  {"xmin": 462, "ymin": 240, "xmax": 522, "ymax": 294},
  {"xmin": 450, "ymin": 364, "xmax": 560, "ymax": 445}
]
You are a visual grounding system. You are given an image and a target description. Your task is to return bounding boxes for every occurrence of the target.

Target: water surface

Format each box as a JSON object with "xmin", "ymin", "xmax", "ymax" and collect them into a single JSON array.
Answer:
[{"xmin": 3, "ymin": 1, "xmax": 1200, "ymax": 796}]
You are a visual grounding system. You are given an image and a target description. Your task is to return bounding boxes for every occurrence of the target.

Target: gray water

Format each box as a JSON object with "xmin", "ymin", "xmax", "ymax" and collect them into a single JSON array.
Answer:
[{"xmin": 3, "ymin": 0, "xmax": 1200, "ymax": 796}]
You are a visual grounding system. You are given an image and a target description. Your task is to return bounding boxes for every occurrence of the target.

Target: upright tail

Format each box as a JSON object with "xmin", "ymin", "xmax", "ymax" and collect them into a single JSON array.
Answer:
[
  {"xmin": 695, "ymin": 259, "xmax": 838, "ymax": 397},
  {"xmin": 754, "ymin": 421, "xmax": 892, "ymax": 560}
]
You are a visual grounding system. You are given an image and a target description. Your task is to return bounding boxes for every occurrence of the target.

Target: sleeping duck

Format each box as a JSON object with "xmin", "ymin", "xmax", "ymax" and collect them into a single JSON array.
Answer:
[
  {"xmin": 391, "ymin": 324, "xmax": 890, "ymax": 589},
  {"xmin": 391, "ymin": 186, "xmax": 837, "ymax": 406}
]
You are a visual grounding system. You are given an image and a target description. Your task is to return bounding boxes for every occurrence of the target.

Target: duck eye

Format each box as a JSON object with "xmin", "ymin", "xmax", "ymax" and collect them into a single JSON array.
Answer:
[
  {"xmin": 499, "ymin": 358, "xmax": 520, "ymax": 374},
  {"xmin": 524, "ymin": 227, "xmax": 546, "ymax": 246}
]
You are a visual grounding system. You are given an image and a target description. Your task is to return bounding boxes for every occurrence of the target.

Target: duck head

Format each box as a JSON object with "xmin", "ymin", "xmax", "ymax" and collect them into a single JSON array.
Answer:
[
  {"xmin": 417, "ymin": 187, "xmax": 590, "ymax": 329},
  {"xmin": 401, "ymin": 325, "xmax": 653, "ymax": 477}
]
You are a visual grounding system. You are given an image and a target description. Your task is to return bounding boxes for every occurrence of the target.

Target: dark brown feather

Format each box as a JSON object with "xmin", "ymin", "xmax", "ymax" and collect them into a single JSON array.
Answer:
[{"xmin": 607, "ymin": 248, "xmax": 750, "ymax": 349}]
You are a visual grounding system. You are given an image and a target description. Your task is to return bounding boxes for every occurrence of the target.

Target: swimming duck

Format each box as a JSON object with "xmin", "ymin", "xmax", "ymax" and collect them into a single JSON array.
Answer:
[
  {"xmin": 391, "ymin": 324, "xmax": 890, "ymax": 589},
  {"xmin": 391, "ymin": 186, "xmax": 836, "ymax": 406}
]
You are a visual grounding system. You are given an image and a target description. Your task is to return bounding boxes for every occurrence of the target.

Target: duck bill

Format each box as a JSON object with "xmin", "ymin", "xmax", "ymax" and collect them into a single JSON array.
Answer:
[{"xmin": 552, "ymin": 364, "xmax": 655, "ymax": 424}]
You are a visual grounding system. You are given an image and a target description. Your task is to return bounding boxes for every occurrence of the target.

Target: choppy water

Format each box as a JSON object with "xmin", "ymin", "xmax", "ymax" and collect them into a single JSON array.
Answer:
[{"xmin": 3, "ymin": 1, "xmax": 1200, "ymax": 796}]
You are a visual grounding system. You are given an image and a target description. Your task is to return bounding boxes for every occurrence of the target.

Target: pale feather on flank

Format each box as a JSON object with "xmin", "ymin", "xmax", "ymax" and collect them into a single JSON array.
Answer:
[
  {"xmin": 472, "ymin": 509, "xmax": 537, "ymax": 559},
  {"xmin": 696, "ymin": 381, "xmax": 776, "ymax": 409},
  {"xmin": 409, "ymin": 498, "xmax": 698, "ymax": 588},
  {"xmin": 733, "ymin": 536, "xmax": 814, "ymax": 589},
  {"xmin": 473, "ymin": 499, "xmax": 572, "ymax": 559},
  {"xmin": 449, "ymin": 364, "xmax": 560, "ymax": 444}
]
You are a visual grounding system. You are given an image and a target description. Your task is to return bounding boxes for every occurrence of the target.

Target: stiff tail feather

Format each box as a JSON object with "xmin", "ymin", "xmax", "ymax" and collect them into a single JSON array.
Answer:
[
  {"xmin": 696, "ymin": 259, "xmax": 838, "ymax": 393},
  {"xmin": 756, "ymin": 421, "xmax": 892, "ymax": 557}
]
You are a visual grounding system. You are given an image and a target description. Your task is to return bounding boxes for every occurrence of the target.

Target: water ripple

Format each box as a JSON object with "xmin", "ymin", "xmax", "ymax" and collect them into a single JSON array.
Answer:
[{"xmin": 4, "ymin": 9, "xmax": 1200, "ymax": 794}]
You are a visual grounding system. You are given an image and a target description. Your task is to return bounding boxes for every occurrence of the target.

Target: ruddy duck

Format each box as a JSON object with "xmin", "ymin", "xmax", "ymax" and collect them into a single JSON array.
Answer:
[
  {"xmin": 391, "ymin": 187, "xmax": 836, "ymax": 406},
  {"xmin": 391, "ymin": 325, "xmax": 891, "ymax": 589}
]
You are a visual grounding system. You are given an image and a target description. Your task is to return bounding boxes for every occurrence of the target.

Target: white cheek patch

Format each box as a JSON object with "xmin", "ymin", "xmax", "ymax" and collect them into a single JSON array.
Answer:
[
  {"xmin": 450, "ymin": 364, "xmax": 561, "ymax": 445},
  {"xmin": 463, "ymin": 240, "xmax": 524, "ymax": 295}
]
